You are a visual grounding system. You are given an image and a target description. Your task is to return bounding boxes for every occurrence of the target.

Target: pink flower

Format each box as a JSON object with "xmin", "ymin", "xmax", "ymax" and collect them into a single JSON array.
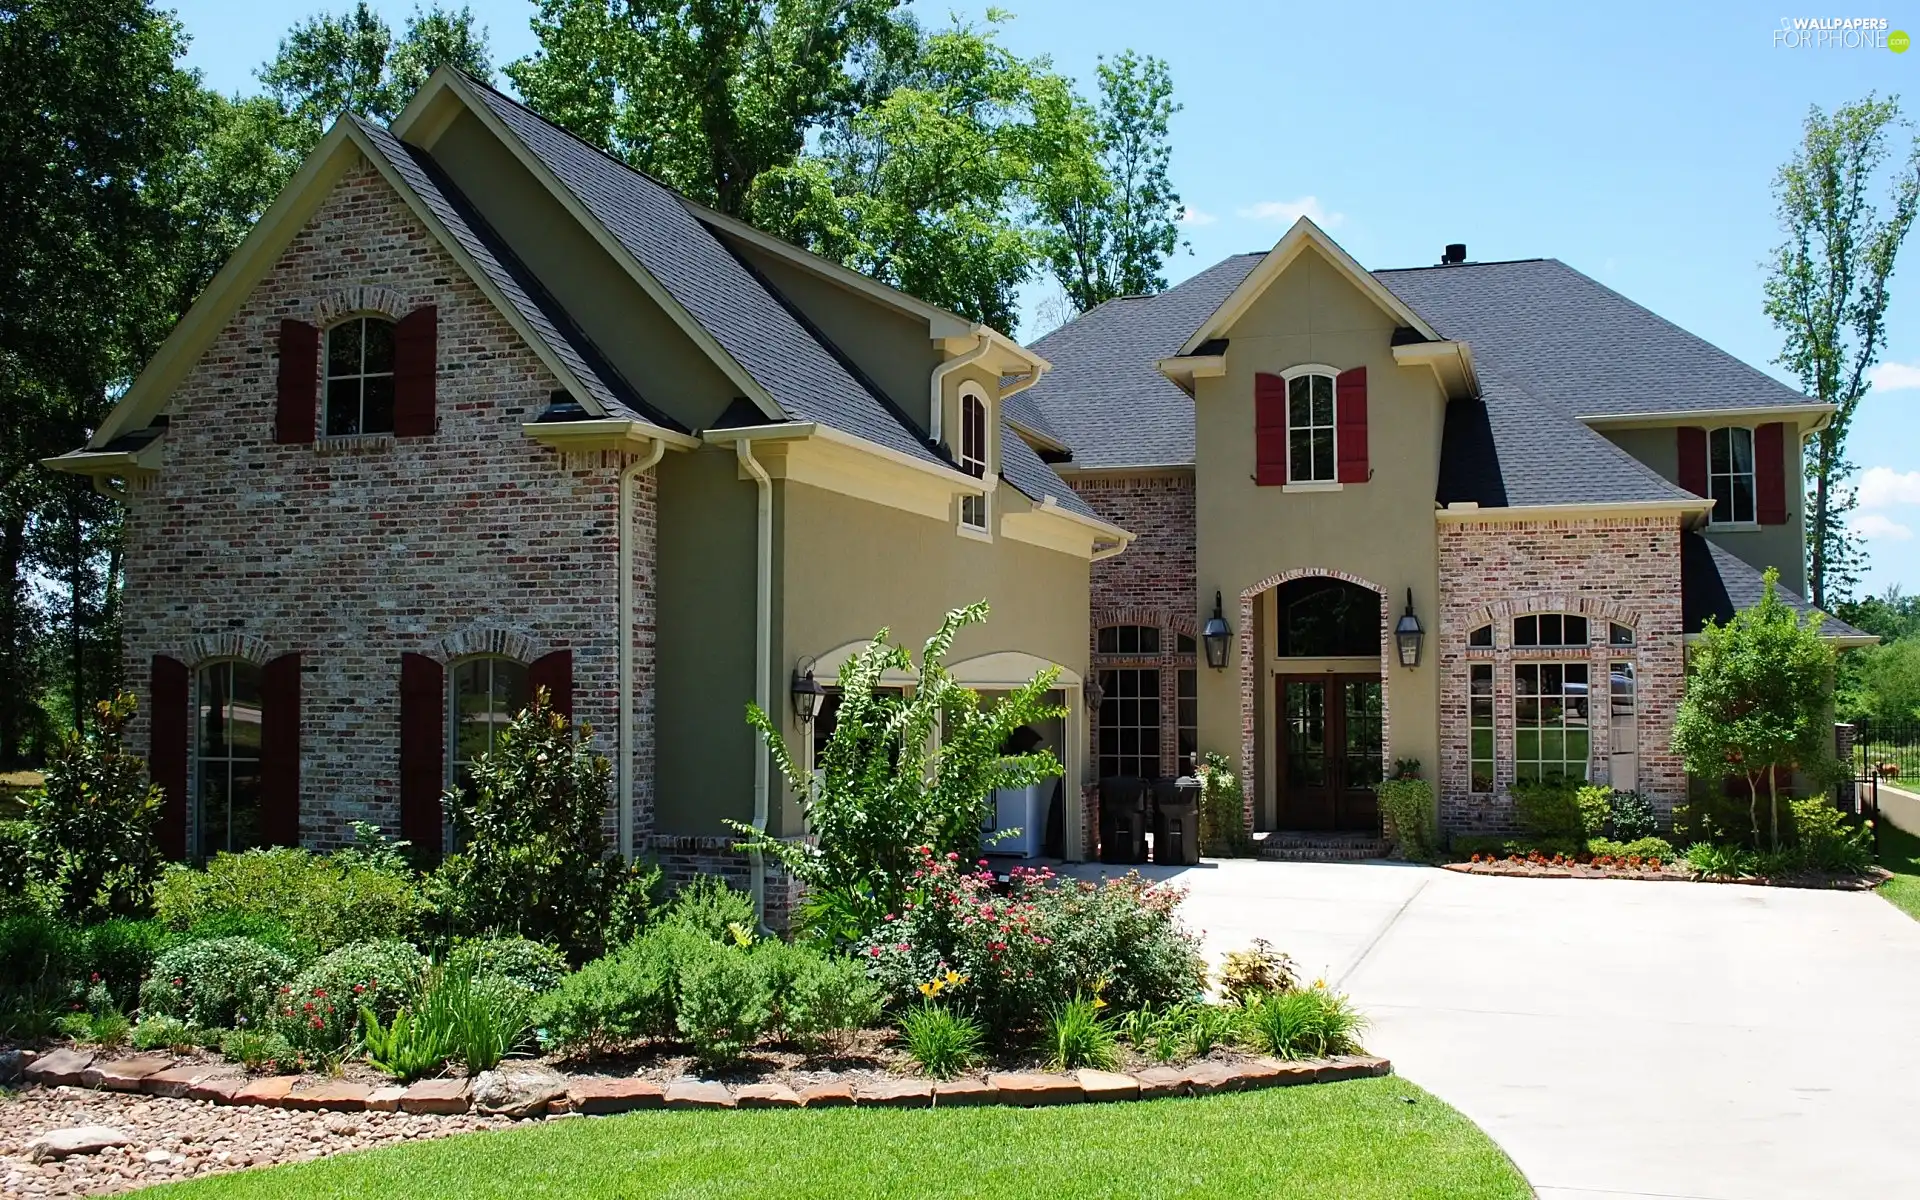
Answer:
[{"xmin": 868, "ymin": 946, "xmax": 881, "ymax": 957}]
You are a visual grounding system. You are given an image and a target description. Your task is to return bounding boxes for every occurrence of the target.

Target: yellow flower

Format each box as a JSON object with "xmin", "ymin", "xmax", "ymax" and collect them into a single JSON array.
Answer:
[
  {"xmin": 918, "ymin": 981, "xmax": 935, "ymax": 997},
  {"xmin": 1092, "ymin": 996, "xmax": 1108, "ymax": 1009},
  {"xmin": 1313, "ymin": 978, "xmax": 1327, "ymax": 990}
]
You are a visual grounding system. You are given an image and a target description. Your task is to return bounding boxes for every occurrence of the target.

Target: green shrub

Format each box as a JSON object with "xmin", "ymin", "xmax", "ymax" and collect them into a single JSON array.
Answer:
[
  {"xmin": 59, "ymin": 1007, "xmax": 132, "ymax": 1049},
  {"xmin": 1377, "ymin": 778, "xmax": 1436, "ymax": 861},
  {"xmin": 1046, "ymin": 995, "xmax": 1119, "ymax": 1070},
  {"xmin": 219, "ymin": 1027, "xmax": 298, "ymax": 1073},
  {"xmin": 177, "ymin": 912, "xmax": 305, "ymax": 957},
  {"xmin": 1789, "ymin": 798, "xmax": 1874, "ymax": 874},
  {"xmin": 429, "ymin": 693, "xmax": 625, "ymax": 962},
  {"xmin": 747, "ymin": 938, "xmax": 815, "ymax": 1034},
  {"xmin": 1216, "ymin": 940, "xmax": 1298, "ymax": 1004},
  {"xmin": 0, "ymin": 819, "xmax": 51, "ymax": 918},
  {"xmin": 1685, "ymin": 842, "xmax": 1755, "ymax": 880},
  {"xmin": 360, "ymin": 1004, "xmax": 454, "ymax": 1082},
  {"xmin": 606, "ymin": 862, "xmax": 664, "ymax": 949},
  {"xmin": 0, "ymin": 913, "xmax": 85, "ymax": 990},
  {"xmin": 1240, "ymin": 987, "xmax": 1366, "ymax": 1059},
  {"xmin": 675, "ymin": 941, "xmax": 770, "ymax": 1064},
  {"xmin": 81, "ymin": 919, "xmax": 171, "ymax": 1009},
  {"xmin": 427, "ymin": 962, "xmax": 531, "ymax": 1076},
  {"xmin": 659, "ymin": 876, "xmax": 756, "ymax": 942},
  {"xmin": 0, "ymin": 979, "xmax": 66, "ymax": 1040},
  {"xmin": 1574, "ymin": 786, "xmax": 1613, "ymax": 838},
  {"xmin": 781, "ymin": 952, "xmax": 882, "ymax": 1049},
  {"xmin": 140, "ymin": 936, "xmax": 298, "ymax": 1028},
  {"xmin": 898, "ymin": 1002, "xmax": 982, "ymax": 1079},
  {"xmin": 154, "ymin": 847, "xmax": 422, "ymax": 955},
  {"xmin": 131, "ymin": 1014, "xmax": 201, "ymax": 1052},
  {"xmin": 22, "ymin": 693, "xmax": 166, "ymax": 923},
  {"xmin": 1609, "ymin": 790, "xmax": 1659, "ymax": 840},
  {"xmin": 331, "ymin": 821, "xmax": 414, "ymax": 875},
  {"xmin": 1195, "ymin": 754, "xmax": 1255, "ymax": 857},
  {"xmin": 532, "ymin": 923, "xmax": 705, "ymax": 1053},
  {"xmin": 1511, "ymin": 780, "xmax": 1585, "ymax": 841},
  {"xmin": 448, "ymin": 936, "xmax": 569, "ymax": 996},
  {"xmin": 1586, "ymin": 836, "xmax": 1676, "ymax": 862},
  {"xmin": 288, "ymin": 940, "xmax": 428, "ymax": 1025}
]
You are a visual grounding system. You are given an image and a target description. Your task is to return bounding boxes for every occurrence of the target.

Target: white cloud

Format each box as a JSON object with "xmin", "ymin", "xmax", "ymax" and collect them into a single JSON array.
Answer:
[
  {"xmin": 1854, "ymin": 512, "xmax": 1914, "ymax": 541},
  {"xmin": 1858, "ymin": 466, "xmax": 1920, "ymax": 510},
  {"xmin": 1235, "ymin": 196, "xmax": 1345, "ymax": 228},
  {"xmin": 1179, "ymin": 207, "xmax": 1218, "ymax": 227},
  {"xmin": 1869, "ymin": 360, "xmax": 1920, "ymax": 391}
]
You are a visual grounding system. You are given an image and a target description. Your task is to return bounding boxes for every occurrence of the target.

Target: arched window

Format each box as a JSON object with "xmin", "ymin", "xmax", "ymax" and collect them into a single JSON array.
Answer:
[
  {"xmin": 958, "ymin": 388, "xmax": 989, "ymax": 530},
  {"xmin": 325, "ymin": 315, "xmax": 397, "ymax": 436},
  {"xmin": 1468, "ymin": 624, "xmax": 1493, "ymax": 648},
  {"xmin": 198, "ymin": 660, "xmax": 263, "ymax": 857},
  {"xmin": 450, "ymin": 657, "xmax": 530, "ymax": 789},
  {"xmin": 1512, "ymin": 613, "xmax": 1588, "ymax": 649},
  {"xmin": 1287, "ymin": 371, "xmax": 1337, "ymax": 482},
  {"xmin": 1096, "ymin": 625, "xmax": 1160, "ymax": 656},
  {"xmin": 1275, "ymin": 578, "xmax": 1379, "ymax": 657}
]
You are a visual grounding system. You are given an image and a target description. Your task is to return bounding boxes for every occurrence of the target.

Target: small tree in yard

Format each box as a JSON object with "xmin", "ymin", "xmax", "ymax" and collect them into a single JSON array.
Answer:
[
  {"xmin": 24, "ymin": 691, "xmax": 166, "ymax": 922},
  {"xmin": 429, "ymin": 690, "xmax": 648, "ymax": 961},
  {"xmin": 734, "ymin": 601, "xmax": 1065, "ymax": 940},
  {"xmin": 1672, "ymin": 569, "xmax": 1838, "ymax": 851}
]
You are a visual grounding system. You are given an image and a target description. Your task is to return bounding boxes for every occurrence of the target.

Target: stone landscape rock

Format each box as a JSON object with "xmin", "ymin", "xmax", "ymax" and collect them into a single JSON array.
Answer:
[
  {"xmin": 471, "ymin": 1063, "xmax": 569, "ymax": 1118},
  {"xmin": 1133, "ymin": 1065, "xmax": 1190, "ymax": 1099},
  {"xmin": 83, "ymin": 1057, "xmax": 174, "ymax": 1092},
  {"xmin": 23, "ymin": 1049, "xmax": 93, "ymax": 1087},
  {"xmin": 364, "ymin": 1085, "xmax": 407, "ymax": 1112},
  {"xmin": 400, "ymin": 1078, "xmax": 471, "ymax": 1115},
  {"xmin": 1182, "ymin": 1061, "xmax": 1243, "ymax": 1095},
  {"xmin": 932, "ymin": 1078, "xmax": 999, "ymax": 1106},
  {"xmin": 26, "ymin": 1127, "xmax": 131, "ymax": 1163},
  {"xmin": 1075, "ymin": 1070, "xmax": 1140, "ymax": 1102},
  {"xmin": 732, "ymin": 1083, "xmax": 802, "ymax": 1108},
  {"xmin": 566, "ymin": 1078, "xmax": 664, "ymax": 1114},
  {"xmin": 987, "ymin": 1073, "xmax": 1082, "ymax": 1106},
  {"xmin": 283, "ymin": 1081, "xmax": 373, "ymax": 1112},
  {"xmin": 663, "ymin": 1081, "xmax": 735, "ymax": 1110},
  {"xmin": 854, "ymin": 1079, "xmax": 932, "ymax": 1108},
  {"xmin": 0, "ymin": 1048, "xmax": 33, "ymax": 1084},
  {"xmin": 231, "ymin": 1077, "xmax": 298, "ymax": 1106},
  {"xmin": 796, "ymin": 1080, "xmax": 854, "ymax": 1108}
]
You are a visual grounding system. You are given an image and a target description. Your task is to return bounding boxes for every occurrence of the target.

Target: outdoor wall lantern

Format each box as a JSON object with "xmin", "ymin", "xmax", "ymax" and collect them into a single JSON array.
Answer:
[
  {"xmin": 1394, "ymin": 589, "xmax": 1425, "ymax": 669},
  {"xmin": 791, "ymin": 657, "xmax": 826, "ymax": 724},
  {"xmin": 1202, "ymin": 591, "xmax": 1233, "ymax": 670}
]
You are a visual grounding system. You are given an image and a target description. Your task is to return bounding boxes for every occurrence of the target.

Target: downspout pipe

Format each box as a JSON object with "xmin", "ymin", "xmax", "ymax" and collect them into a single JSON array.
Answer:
[
  {"xmin": 929, "ymin": 334, "xmax": 993, "ymax": 446},
  {"xmin": 618, "ymin": 438, "xmax": 667, "ymax": 863},
  {"xmin": 735, "ymin": 438, "xmax": 775, "ymax": 926}
]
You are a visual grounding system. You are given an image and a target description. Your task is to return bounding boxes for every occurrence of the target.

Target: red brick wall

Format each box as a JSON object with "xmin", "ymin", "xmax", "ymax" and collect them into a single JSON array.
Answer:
[
  {"xmin": 121, "ymin": 158, "xmax": 656, "ymax": 852},
  {"xmin": 1436, "ymin": 515, "xmax": 1686, "ymax": 836}
]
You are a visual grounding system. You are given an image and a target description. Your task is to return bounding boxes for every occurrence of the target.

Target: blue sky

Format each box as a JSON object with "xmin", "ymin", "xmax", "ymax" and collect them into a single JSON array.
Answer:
[{"xmin": 170, "ymin": 0, "xmax": 1920, "ymax": 596}]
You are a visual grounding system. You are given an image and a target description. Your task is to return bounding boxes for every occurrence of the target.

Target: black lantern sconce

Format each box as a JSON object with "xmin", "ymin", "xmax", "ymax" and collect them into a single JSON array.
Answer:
[
  {"xmin": 1394, "ymin": 589, "xmax": 1425, "ymax": 669},
  {"xmin": 1202, "ymin": 591, "xmax": 1233, "ymax": 670},
  {"xmin": 791, "ymin": 656, "xmax": 826, "ymax": 724}
]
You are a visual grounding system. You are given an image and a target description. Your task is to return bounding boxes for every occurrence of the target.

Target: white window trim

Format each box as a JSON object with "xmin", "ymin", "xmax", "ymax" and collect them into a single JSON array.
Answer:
[
  {"xmin": 956, "ymin": 383, "xmax": 993, "ymax": 538},
  {"xmin": 1706, "ymin": 425, "xmax": 1757, "ymax": 528},
  {"xmin": 1280, "ymin": 363, "xmax": 1340, "ymax": 485}
]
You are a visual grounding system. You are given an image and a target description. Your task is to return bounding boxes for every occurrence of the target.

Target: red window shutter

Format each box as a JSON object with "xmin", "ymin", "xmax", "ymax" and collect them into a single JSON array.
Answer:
[
  {"xmin": 399, "ymin": 653, "xmax": 446, "ymax": 852},
  {"xmin": 1336, "ymin": 366, "xmax": 1369, "ymax": 484},
  {"xmin": 260, "ymin": 653, "xmax": 302, "ymax": 848},
  {"xmin": 394, "ymin": 306, "xmax": 438, "ymax": 437},
  {"xmin": 1677, "ymin": 427, "xmax": 1708, "ymax": 496},
  {"xmin": 275, "ymin": 320, "xmax": 318, "ymax": 444},
  {"xmin": 1254, "ymin": 372, "xmax": 1287, "ymax": 485},
  {"xmin": 530, "ymin": 649, "xmax": 573, "ymax": 720},
  {"xmin": 149, "ymin": 656, "xmax": 190, "ymax": 861},
  {"xmin": 1755, "ymin": 422, "xmax": 1788, "ymax": 525}
]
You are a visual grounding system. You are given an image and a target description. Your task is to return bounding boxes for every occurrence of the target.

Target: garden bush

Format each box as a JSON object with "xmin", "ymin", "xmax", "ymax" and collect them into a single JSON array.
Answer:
[
  {"xmin": 131, "ymin": 1015, "xmax": 200, "ymax": 1052},
  {"xmin": 898, "ymin": 1002, "xmax": 982, "ymax": 1079},
  {"xmin": 532, "ymin": 922, "xmax": 708, "ymax": 1053},
  {"xmin": 428, "ymin": 693, "xmax": 626, "ymax": 962},
  {"xmin": 139, "ymin": 936, "xmax": 298, "ymax": 1029},
  {"xmin": 862, "ymin": 849, "xmax": 1206, "ymax": 1034},
  {"xmin": 219, "ymin": 1028, "xmax": 298, "ymax": 1073},
  {"xmin": 675, "ymin": 939, "xmax": 771, "ymax": 1064},
  {"xmin": 288, "ymin": 940, "xmax": 428, "ymax": 1025},
  {"xmin": 154, "ymin": 847, "xmax": 422, "ymax": 956},
  {"xmin": 658, "ymin": 876, "xmax": 755, "ymax": 942},
  {"xmin": 1195, "ymin": 753, "xmax": 1255, "ymax": 857},
  {"xmin": 22, "ymin": 693, "xmax": 167, "ymax": 923},
  {"xmin": 1241, "ymin": 986, "xmax": 1366, "ymax": 1060},
  {"xmin": 1586, "ymin": 836, "xmax": 1676, "ymax": 862},
  {"xmin": 0, "ymin": 913, "xmax": 85, "ymax": 990},
  {"xmin": 0, "ymin": 820, "xmax": 50, "ymax": 918},
  {"xmin": 1788, "ymin": 798, "xmax": 1874, "ymax": 874},
  {"xmin": 1511, "ymin": 780, "xmax": 1585, "ymax": 841},
  {"xmin": 1377, "ymin": 776, "xmax": 1436, "ymax": 861},
  {"xmin": 360, "ymin": 1005, "xmax": 453, "ymax": 1082},
  {"xmin": 1608, "ymin": 790, "xmax": 1659, "ymax": 840},
  {"xmin": 81, "ymin": 918, "xmax": 172, "ymax": 1010},
  {"xmin": 431, "ymin": 961, "xmax": 532, "ymax": 1075},
  {"xmin": 175, "ymin": 912, "xmax": 305, "ymax": 956},
  {"xmin": 448, "ymin": 936, "xmax": 569, "ymax": 996},
  {"xmin": 779, "ymin": 952, "xmax": 881, "ymax": 1049},
  {"xmin": 1216, "ymin": 940, "xmax": 1298, "ymax": 1003},
  {"xmin": 1573, "ymin": 786, "xmax": 1613, "ymax": 837},
  {"xmin": 58, "ymin": 1007, "xmax": 131, "ymax": 1049}
]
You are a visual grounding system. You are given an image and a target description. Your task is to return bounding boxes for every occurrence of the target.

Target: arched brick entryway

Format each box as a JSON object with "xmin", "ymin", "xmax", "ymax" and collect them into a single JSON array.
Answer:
[{"xmin": 1237, "ymin": 569, "xmax": 1392, "ymax": 832}]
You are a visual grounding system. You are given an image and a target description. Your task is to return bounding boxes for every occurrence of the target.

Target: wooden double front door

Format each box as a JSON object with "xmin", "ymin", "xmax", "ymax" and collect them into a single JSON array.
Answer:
[{"xmin": 1276, "ymin": 674, "xmax": 1383, "ymax": 832}]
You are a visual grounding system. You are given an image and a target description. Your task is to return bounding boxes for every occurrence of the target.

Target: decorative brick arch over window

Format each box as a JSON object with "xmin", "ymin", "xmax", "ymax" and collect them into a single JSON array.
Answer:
[
  {"xmin": 309, "ymin": 286, "xmax": 410, "ymax": 328},
  {"xmin": 1457, "ymin": 594, "xmax": 1642, "ymax": 643},
  {"xmin": 179, "ymin": 632, "xmax": 278, "ymax": 668},
  {"xmin": 1089, "ymin": 606, "xmax": 1202, "ymax": 781},
  {"xmin": 1237, "ymin": 568, "xmax": 1391, "ymax": 832},
  {"xmin": 433, "ymin": 626, "xmax": 547, "ymax": 666}
]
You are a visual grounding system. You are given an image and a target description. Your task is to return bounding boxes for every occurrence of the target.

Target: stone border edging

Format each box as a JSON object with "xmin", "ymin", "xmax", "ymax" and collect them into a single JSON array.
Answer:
[
  {"xmin": 1443, "ymin": 860, "xmax": 1890, "ymax": 890},
  {"xmin": 15, "ymin": 1047, "xmax": 1392, "ymax": 1118}
]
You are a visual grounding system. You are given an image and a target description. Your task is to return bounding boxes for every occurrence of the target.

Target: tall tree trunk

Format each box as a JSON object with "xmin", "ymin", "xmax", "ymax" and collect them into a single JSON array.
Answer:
[
  {"xmin": 69, "ymin": 494, "xmax": 84, "ymax": 733},
  {"xmin": 1767, "ymin": 765, "xmax": 1781, "ymax": 851},
  {"xmin": 0, "ymin": 511, "xmax": 27, "ymax": 766},
  {"xmin": 1810, "ymin": 433, "xmax": 1833, "ymax": 610},
  {"xmin": 1748, "ymin": 774, "xmax": 1762, "ymax": 847}
]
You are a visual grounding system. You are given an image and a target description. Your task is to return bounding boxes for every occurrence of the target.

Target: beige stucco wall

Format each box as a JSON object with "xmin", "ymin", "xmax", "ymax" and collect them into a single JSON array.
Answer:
[
  {"xmin": 425, "ymin": 110, "xmax": 743, "ymax": 432},
  {"xmin": 772, "ymin": 478, "xmax": 1093, "ymax": 838},
  {"xmin": 1602, "ymin": 424, "xmax": 1807, "ymax": 594},
  {"xmin": 1191, "ymin": 247, "xmax": 1445, "ymax": 822}
]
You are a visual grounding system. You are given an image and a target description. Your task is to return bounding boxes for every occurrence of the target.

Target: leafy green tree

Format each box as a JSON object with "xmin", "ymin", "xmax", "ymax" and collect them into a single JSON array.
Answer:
[
  {"xmin": 507, "ymin": 0, "xmax": 900, "ymax": 215},
  {"xmin": 1672, "ymin": 568, "xmax": 1839, "ymax": 850},
  {"xmin": 23, "ymin": 692, "xmax": 166, "ymax": 922},
  {"xmin": 259, "ymin": 2, "xmax": 493, "ymax": 156},
  {"xmin": 1029, "ymin": 50, "xmax": 1184, "ymax": 313},
  {"xmin": 733, "ymin": 601, "xmax": 1065, "ymax": 939},
  {"xmin": 1764, "ymin": 94, "xmax": 1920, "ymax": 607}
]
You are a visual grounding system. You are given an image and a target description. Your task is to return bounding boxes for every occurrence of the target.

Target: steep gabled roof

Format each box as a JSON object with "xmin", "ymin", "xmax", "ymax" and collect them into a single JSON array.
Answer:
[
  {"xmin": 1024, "ymin": 255, "xmax": 1264, "ymax": 470},
  {"xmin": 1376, "ymin": 259, "xmax": 1817, "ymax": 419},
  {"xmin": 459, "ymin": 78, "xmax": 949, "ymax": 470},
  {"xmin": 1681, "ymin": 534, "xmax": 1872, "ymax": 642},
  {"xmin": 997, "ymin": 418, "xmax": 1100, "ymax": 520}
]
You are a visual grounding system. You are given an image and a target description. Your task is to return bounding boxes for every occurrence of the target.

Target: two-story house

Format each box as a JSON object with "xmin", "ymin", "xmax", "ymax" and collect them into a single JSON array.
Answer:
[
  {"xmin": 1024, "ymin": 219, "xmax": 1870, "ymax": 842},
  {"xmin": 45, "ymin": 70, "xmax": 1128, "ymax": 923}
]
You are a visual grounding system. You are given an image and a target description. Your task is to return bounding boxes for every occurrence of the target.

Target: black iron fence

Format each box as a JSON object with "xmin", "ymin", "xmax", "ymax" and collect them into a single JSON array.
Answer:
[{"xmin": 1853, "ymin": 718, "xmax": 1920, "ymax": 787}]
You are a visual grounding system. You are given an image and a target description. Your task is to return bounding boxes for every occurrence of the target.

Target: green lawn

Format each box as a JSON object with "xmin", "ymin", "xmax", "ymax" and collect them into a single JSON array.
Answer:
[
  {"xmin": 1878, "ymin": 817, "xmax": 1920, "ymax": 921},
  {"xmin": 146, "ymin": 1078, "xmax": 1528, "ymax": 1200}
]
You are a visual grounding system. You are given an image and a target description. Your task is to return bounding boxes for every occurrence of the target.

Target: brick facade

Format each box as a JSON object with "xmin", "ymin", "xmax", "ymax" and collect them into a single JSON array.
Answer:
[
  {"xmin": 122, "ymin": 159, "xmax": 657, "ymax": 853},
  {"xmin": 1436, "ymin": 516, "xmax": 1686, "ymax": 835}
]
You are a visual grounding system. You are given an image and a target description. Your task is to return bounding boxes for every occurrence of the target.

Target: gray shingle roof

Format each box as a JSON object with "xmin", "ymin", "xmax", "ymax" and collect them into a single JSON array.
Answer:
[
  {"xmin": 1024, "ymin": 255, "xmax": 1264, "ymax": 469},
  {"xmin": 464, "ymin": 81, "xmax": 946, "ymax": 469},
  {"xmin": 1682, "ymin": 534, "xmax": 1869, "ymax": 639},
  {"xmin": 1438, "ymin": 366, "xmax": 1699, "ymax": 508},
  {"xmin": 1002, "ymin": 388, "xmax": 1064, "ymax": 447},
  {"xmin": 357, "ymin": 118, "xmax": 679, "ymax": 430},
  {"xmin": 997, "ymin": 419, "xmax": 1101, "ymax": 521},
  {"xmin": 1375, "ymin": 259, "xmax": 1813, "ymax": 418}
]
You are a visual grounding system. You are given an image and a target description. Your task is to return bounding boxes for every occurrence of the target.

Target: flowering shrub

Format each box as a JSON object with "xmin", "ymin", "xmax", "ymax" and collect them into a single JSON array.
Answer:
[
  {"xmin": 448, "ymin": 936, "xmax": 569, "ymax": 996},
  {"xmin": 288, "ymin": 940, "xmax": 428, "ymax": 1030},
  {"xmin": 139, "ymin": 936, "xmax": 297, "ymax": 1028},
  {"xmin": 860, "ymin": 848, "xmax": 1206, "ymax": 1034},
  {"xmin": 270, "ymin": 981, "xmax": 351, "ymax": 1065}
]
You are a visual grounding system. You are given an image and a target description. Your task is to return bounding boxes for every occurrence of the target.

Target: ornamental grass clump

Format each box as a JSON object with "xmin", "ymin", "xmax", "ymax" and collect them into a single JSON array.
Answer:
[
  {"xmin": 1046, "ymin": 994, "xmax": 1119, "ymax": 1071},
  {"xmin": 1241, "ymin": 985, "xmax": 1367, "ymax": 1060},
  {"xmin": 898, "ymin": 1001, "xmax": 983, "ymax": 1079}
]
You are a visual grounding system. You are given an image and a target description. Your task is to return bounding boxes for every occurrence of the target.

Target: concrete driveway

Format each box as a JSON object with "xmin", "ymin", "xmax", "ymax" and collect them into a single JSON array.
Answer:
[{"xmin": 1066, "ymin": 857, "xmax": 1920, "ymax": 1199}]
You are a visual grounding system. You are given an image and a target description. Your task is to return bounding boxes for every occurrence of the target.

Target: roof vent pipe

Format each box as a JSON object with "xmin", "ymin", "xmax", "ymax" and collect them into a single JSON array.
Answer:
[{"xmin": 1441, "ymin": 243, "xmax": 1467, "ymax": 265}]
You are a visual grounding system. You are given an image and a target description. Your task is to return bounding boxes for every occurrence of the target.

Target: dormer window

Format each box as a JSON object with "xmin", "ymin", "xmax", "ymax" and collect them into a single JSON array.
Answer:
[
  {"xmin": 1708, "ymin": 426, "xmax": 1756, "ymax": 525},
  {"xmin": 325, "ymin": 316, "xmax": 396, "ymax": 437},
  {"xmin": 958, "ymin": 387, "xmax": 989, "ymax": 531}
]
